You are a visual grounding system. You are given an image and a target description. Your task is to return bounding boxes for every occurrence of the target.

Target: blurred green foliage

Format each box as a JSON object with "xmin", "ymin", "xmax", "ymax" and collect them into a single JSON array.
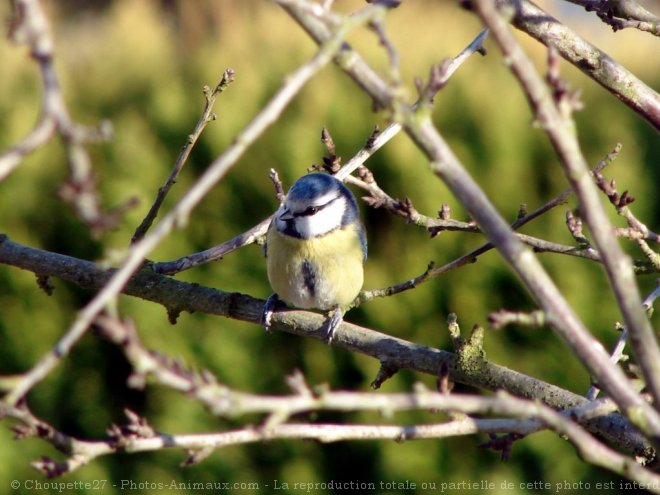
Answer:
[{"xmin": 1, "ymin": 0, "xmax": 659, "ymax": 493}]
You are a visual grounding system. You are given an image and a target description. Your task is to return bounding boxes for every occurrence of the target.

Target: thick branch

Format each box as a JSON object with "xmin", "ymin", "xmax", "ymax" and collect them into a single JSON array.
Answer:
[{"xmin": 0, "ymin": 234, "xmax": 650, "ymax": 456}]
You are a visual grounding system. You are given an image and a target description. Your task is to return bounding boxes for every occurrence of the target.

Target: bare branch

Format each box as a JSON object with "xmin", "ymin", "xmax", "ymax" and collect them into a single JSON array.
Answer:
[
  {"xmin": 563, "ymin": 0, "xmax": 660, "ymax": 35},
  {"xmin": 509, "ymin": 0, "xmax": 660, "ymax": 130},
  {"xmin": 3, "ymin": 0, "xmax": 116, "ymax": 237},
  {"xmin": 3, "ymin": 382, "xmax": 658, "ymax": 485},
  {"xmin": 643, "ymin": 280, "xmax": 660, "ymax": 316},
  {"xmin": 474, "ymin": 0, "xmax": 660, "ymax": 432},
  {"xmin": 0, "ymin": 234, "xmax": 650, "ymax": 456},
  {"xmin": 488, "ymin": 309, "xmax": 547, "ymax": 330},
  {"xmin": 131, "ymin": 69, "xmax": 236, "ymax": 244}
]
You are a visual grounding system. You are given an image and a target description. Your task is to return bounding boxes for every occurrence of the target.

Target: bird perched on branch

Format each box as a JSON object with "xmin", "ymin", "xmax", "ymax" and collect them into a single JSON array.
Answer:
[{"xmin": 262, "ymin": 172, "xmax": 367, "ymax": 342}]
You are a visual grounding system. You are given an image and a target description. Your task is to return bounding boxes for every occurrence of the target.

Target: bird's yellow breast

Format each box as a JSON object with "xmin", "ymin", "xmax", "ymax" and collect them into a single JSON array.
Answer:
[{"xmin": 266, "ymin": 224, "xmax": 364, "ymax": 310}]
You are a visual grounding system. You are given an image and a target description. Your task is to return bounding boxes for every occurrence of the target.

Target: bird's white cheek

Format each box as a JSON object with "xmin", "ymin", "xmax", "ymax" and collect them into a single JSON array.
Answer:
[{"xmin": 304, "ymin": 199, "xmax": 346, "ymax": 237}]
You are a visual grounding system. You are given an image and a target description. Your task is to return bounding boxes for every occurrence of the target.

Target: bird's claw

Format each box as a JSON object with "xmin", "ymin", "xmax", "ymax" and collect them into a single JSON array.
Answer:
[
  {"xmin": 321, "ymin": 308, "xmax": 344, "ymax": 344},
  {"xmin": 262, "ymin": 293, "xmax": 280, "ymax": 333}
]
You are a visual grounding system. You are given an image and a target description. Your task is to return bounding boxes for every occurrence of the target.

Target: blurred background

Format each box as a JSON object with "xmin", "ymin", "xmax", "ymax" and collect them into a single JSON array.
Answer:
[{"xmin": 0, "ymin": 0, "xmax": 659, "ymax": 492}]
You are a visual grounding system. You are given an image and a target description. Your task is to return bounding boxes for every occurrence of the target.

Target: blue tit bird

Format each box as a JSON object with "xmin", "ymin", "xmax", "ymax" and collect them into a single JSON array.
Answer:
[{"xmin": 262, "ymin": 172, "xmax": 367, "ymax": 342}]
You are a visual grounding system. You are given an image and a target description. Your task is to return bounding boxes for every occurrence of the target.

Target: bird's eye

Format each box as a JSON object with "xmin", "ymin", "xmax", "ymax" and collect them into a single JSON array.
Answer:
[{"xmin": 302, "ymin": 206, "xmax": 320, "ymax": 216}]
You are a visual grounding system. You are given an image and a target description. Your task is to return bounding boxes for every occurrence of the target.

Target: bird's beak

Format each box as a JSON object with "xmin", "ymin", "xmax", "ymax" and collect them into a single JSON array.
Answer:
[{"xmin": 278, "ymin": 206, "xmax": 294, "ymax": 221}]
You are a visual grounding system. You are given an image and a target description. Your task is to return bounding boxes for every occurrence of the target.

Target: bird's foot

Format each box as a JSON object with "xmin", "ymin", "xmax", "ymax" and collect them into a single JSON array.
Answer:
[
  {"xmin": 321, "ymin": 308, "xmax": 344, "ymax": 344},
  {"xmin": 262, "ymin": 293, "xmax": 282, "ymax": 333}
]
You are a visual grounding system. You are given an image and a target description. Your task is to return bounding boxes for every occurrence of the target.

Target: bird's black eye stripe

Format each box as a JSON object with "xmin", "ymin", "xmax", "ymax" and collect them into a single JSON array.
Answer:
[{"xmin": 294, "ymin": 195, "xmax": 341, "ymax": 217}]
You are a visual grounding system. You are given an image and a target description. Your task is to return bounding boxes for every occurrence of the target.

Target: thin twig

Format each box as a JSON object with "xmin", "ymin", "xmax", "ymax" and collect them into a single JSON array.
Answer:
[
  {"xmin": 563, "ymin": 0, "xmax": 660, "ymax": 35},
  {"xmin": 588, "ymin": 279, "xmax": 660, "ymax": 399},
  {"xmin": 488, "ymin": 309, "xmax": 547, "ymax": 330},
  {"xmin": 586, "ymin": 323, "xmax": 629, "ymax": 400},
  {"xmin": 3, "ymin": 0, "xmax": 116, "ymax": 237},
  {"xmin": 1, "ymin": 0, "xmax": 57, "ymax": 181},
  {"xmin": 153, "ymin": 217, "xmax": 271, "ymax": 275},
  {"xmin": 643, "ymin": 280, "xmax": 660, "ymax": 315},
  {"xmin": 131, "ymin": 69, "xmax": 236, "ymax": 244}
]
